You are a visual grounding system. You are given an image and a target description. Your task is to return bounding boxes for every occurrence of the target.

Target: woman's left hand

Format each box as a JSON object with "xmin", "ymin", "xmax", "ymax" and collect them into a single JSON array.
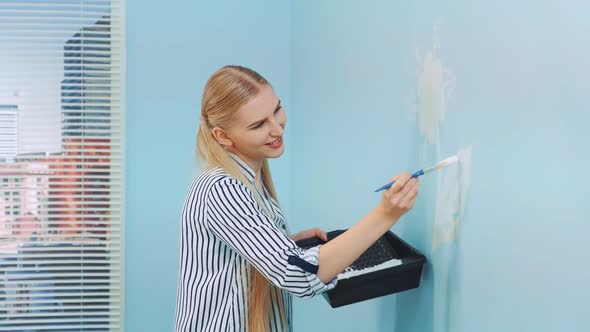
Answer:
[{"xmin": 289, "ymin": 228, "xmax": 328, "ymax": 242}]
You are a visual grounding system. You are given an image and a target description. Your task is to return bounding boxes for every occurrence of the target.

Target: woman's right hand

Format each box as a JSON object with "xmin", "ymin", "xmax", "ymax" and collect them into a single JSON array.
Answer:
[
  {"xmin": 376, "ymin": 172, "xmax": 419, "ymax": 222},
  {"xmin": 316, "ymin": 172, "xmax": 419, "ymax": 283}
]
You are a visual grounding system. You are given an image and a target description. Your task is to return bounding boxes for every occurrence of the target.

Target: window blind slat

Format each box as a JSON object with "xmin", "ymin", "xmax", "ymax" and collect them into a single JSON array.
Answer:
[
  {"xmin": 0, "ymin": 325, "xmax": 121, "ymax": 332},
  {"xmin": 0, "ymin": 318, "xmax": 120, "ymax": 326},
  {"xmin": 0, "ymin": 325, "xmax": 120, "ymax": 332},
  {"xmin": 1, "ymin": 304, "xmax": 119, "ymax": 312},
  {"xmin": 0, "ymin": 275, "xmax": 120, "ymax": 278}
]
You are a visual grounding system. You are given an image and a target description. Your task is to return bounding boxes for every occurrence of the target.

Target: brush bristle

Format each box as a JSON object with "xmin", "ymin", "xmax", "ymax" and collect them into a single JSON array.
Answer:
[{"xmin": 437, "ymin": 155, "xmax": 459, "ymax": 168}]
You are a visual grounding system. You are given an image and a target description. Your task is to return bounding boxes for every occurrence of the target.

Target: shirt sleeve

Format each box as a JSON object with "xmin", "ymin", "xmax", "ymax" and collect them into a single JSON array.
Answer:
[{"xmin": 205, "ymin": 177, "xmax": 338, "ymax": 298}]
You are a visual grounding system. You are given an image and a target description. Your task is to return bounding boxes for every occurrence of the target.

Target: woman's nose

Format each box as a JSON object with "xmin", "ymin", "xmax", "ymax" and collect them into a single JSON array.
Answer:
[{"xmin": 269, "ymin": 118, "xmax": 284, "ymax": 136}]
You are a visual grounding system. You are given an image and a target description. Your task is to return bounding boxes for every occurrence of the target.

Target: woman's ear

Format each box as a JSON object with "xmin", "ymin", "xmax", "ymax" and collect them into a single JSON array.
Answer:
[{"xmin": 211, "ymin": 127, "xmax": 234, "ymax": 148}]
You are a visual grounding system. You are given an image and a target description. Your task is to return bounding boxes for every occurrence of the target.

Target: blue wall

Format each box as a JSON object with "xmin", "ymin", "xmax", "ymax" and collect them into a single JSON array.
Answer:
[
  {"xmin": 292, "ymin": 1, "xmax": 590, "ymax": 331},
  {"xmin": 127, "ymin": 0, "xmax": 590, "ymax": 331},
  {"xmin": 290, "ymin": 1, "xmax": 416, "ymax": 331}
]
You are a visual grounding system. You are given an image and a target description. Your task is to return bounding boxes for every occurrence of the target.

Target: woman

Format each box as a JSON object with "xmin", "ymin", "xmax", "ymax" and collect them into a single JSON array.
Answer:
[{"xmin": 174, "ymin": 65, "xmax": 419, "ymax": 332}]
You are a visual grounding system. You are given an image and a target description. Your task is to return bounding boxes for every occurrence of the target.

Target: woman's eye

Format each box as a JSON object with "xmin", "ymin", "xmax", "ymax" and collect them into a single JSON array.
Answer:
[{"xmin": 252, "ymin": 122, "xmax": 264, "ymax": 129}]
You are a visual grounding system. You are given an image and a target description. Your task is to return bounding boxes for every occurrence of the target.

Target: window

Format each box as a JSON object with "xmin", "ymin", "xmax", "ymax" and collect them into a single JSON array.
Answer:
[{"xmin": 0, "ymin": 1, "xmax": 124, "ymax": 330}]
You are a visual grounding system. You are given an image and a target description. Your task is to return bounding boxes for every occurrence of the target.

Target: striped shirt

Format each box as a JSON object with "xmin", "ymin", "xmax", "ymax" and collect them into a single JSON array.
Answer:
[{"xmin": 174, "ymin": 153, "xmax": 338, "ymax": 332}]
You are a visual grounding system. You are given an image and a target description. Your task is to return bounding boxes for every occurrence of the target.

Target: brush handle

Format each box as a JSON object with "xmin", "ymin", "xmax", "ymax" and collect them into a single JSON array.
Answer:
[{"xmin": 374, "ymin": 169, "xmax": 424, "ymax": 192}]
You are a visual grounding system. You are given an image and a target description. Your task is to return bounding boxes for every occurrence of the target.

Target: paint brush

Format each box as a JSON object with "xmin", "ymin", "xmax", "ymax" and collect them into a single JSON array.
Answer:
[{"xmin": 374, "ymin": 155, "xmax": 459, "ymax": 192}]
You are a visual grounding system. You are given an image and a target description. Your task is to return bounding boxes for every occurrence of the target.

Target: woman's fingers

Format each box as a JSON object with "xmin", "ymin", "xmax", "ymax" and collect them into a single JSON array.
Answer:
[
  {"xmin": 389, "ymin": 178, "xmax": 419, "ymax": 209},
  {"xmin": 377, "ymin": 171, "xmax": 420, "ymax": 220},
  {"xmin": 317, "ymin": 228, "xmax": 328, "ymax": 242},
  {"xmin": 388, "ymin": 172, "xmax": 411, "ymax": 193},
  {"xmin": 291, "ymin": 228, "xmax": 328, "ymax": 242},
  {"xmin": 396, "ymin": 178, "xmax": 415, "ymax": 200},
  {"xmin": 309, "ymin": 228, "xmax": 327, "ymax": 241},
  {"xmin": 400, "ymin": 180, "xmax": 419, "ymax": 208},
  {"xmin": 403, "ymin": 178, "xmax": 418, "ymax": 199},
  {"xmin": 388, "ymin": 177, "xmax": 414, "ymax": 204}
]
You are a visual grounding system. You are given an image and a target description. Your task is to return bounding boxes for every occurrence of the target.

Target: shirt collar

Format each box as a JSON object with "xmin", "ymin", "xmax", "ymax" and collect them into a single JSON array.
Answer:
[{"xmin": 228, "ymin": 152, "xmax": 256, "ymax": 183}]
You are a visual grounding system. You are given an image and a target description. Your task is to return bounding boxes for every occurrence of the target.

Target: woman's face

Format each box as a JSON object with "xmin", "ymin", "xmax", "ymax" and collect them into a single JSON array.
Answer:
[{"xmin": 214, "ymin": 85, "xmax": 286, "ymax": 167}]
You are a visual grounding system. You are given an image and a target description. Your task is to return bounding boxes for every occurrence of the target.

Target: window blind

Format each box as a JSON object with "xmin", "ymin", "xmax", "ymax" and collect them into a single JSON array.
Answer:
[{"xmin": 0, "ymin": 1, "xmax": 124, "ymax": 331}]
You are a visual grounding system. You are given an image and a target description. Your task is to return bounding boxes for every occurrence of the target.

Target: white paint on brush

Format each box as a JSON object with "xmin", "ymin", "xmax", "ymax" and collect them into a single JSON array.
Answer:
[{"xmin": 436, "ymin": 155, "xmax": 458, "ymax": 168}]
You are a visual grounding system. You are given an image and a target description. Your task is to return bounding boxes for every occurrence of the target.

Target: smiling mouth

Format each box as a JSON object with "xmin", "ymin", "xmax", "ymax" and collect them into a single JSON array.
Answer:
[{"xmin": 265, "ymin": 138, "xmax": 282, "ymax": 146}]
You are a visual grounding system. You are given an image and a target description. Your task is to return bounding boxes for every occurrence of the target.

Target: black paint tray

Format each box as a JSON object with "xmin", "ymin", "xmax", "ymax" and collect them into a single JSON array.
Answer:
[{"xmin": 295, "ymin": 229, "xmax": 427, "ymax": 308}]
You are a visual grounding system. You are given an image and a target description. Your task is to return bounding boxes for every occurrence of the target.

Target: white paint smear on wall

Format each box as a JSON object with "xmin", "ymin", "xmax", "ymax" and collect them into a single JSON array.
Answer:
[
  {"xmin": 415, "ymin": 25, "xmax": 455, "ymax": 152},
  {"xmin": 415, "ymin": 25, "xmax": 470, "ymax": 248},
  {"xmin": 412, "ymin": 25, "xmax": 473, "ymax": 332},
  {"xmin": 432, "ymin": 147, "xmax": 472, "ymax": 249}
]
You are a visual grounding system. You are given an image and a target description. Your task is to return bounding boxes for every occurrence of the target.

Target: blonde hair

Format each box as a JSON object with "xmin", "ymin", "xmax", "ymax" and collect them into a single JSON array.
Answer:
[{"xmin": 196, "ymin": 65, "xmax": 286, "ymax": 331}]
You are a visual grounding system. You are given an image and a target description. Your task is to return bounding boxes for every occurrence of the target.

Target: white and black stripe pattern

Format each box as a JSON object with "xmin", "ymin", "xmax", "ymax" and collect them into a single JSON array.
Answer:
[{"xmin": 174, "ymin": 154, "xmax": 337, "ymax": 332}]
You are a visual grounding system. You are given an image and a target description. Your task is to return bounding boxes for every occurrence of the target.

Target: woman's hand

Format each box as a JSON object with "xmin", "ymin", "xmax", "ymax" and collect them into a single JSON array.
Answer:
[
  {"xmin": 290, "ymin": 228, "xmax": 328, "ymax": 242},
  {"xmin": 376, "ymin": 172, "xmax": 419, "ymax": 221}
]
